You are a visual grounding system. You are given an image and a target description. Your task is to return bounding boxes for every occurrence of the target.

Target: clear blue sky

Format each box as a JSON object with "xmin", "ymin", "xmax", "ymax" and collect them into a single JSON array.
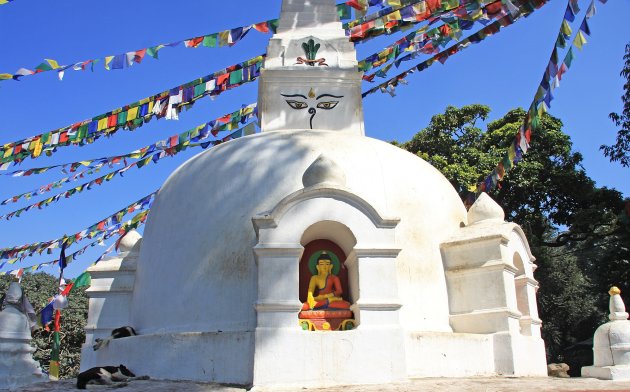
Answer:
[{"xmin": 0, "ymin": 0, "xmax": 628, "ymax": 278}]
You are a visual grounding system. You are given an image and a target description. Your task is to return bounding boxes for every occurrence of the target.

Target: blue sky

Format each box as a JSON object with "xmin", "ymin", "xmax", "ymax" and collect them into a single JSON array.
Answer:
[{"xmin": 0, "ymin": 0, "xmax": 628, "ymax": 278}]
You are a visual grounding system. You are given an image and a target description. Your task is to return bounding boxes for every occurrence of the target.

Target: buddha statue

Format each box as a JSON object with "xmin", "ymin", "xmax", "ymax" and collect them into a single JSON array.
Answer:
[{"xmin": 299, "ymin": 251, "xmax": 354, "ymax": 331}]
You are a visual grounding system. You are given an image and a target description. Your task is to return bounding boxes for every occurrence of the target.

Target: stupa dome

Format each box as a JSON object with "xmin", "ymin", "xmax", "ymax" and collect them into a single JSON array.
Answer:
[{"xmin": 130, "ymin": 129, "xmax": 467, "ymax": 334}]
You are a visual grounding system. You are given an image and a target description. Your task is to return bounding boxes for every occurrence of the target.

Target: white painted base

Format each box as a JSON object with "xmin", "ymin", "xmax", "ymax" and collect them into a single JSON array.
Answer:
[
  {"xmin": 252, "ymin": 326, "xmax": 406, "ymax": 388},
  {"xmin": 80, "ymin": 331, "xmax": 254, "ymax": 386},
  {"xmin": 0, "ymin": 341, "xmax": 47, "ymax": 389},
  {"xmin": 406, "ymin": 331, "xmax": 547, "ymax": 378},
  {"xmin": 582, "ymin": 365, "xmax": 630, "ymax": 380}
]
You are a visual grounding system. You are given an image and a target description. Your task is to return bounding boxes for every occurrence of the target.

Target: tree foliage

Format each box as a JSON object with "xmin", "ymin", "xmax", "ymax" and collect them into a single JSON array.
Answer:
[
  {"xmin": 0, "ymin": 273, "xmax": 88, "ymax": 379},
  {"xmin": 396, "ymin": 104, "xmax": 630, "ymax": 365},
  {"xmin": 601, "ymin": 43, "xmax": 630, "ymax": 167}
]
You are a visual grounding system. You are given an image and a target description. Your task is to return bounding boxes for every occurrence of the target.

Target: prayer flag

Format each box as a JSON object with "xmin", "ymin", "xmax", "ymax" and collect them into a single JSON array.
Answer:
[
  {"xmin": 59, "ymin": 242, "xmax": 67, "ymax": 271},
  {"xmin": 563, "ymin": 5, "xmax": 575, "ymax": 22},
  {"xmin": 579, "ymin": 19, "xmax": 591, "ymax": 36},
  {"xmin": 573, "ymin": 31, "xmax": 586, "ymax": 50}
]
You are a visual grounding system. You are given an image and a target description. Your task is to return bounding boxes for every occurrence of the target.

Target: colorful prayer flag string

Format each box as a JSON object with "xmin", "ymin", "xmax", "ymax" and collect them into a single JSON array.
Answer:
[
  {"xmin": 0, "ymin": 121, "xmax": 257, "ymax": 261},
  {"xmin": 0, "ymin": 56, "xmax": 264, "ymax": 167},
  {"xmin": 358, "ymin": 0, "xmax": 517, "ymax": 75},
  {"xmin": 0, "ymin": 192, "xmax": 157, "ymax": 262},
  {"xmin": 0, "ymin": 4, "xmax": 355, "ymax": 83},
  {"xmin": 471, "ymin": 0, "xmax": 601, "ymax": 200},
  {"xmin": 0, "ymin": 105, "xmax": 257, "ymax": 206}
]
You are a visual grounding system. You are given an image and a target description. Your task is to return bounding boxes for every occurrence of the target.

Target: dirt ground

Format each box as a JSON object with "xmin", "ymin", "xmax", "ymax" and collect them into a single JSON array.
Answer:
[{"xmin": 5, "ymin": 377, "xmax": 630, "ymax": 392}]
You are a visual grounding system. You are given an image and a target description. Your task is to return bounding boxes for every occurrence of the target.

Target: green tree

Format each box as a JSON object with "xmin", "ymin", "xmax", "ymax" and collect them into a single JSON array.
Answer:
[
  {"xmin": 601, "ymin": 43, "xmax": 630, "ymax": 167},
  {"xmin": 0, "ymin": 273, "xmax": 88, "ymax": 379},
  {"xmin": 396, "ymin": 104, "xmax": 630, "ymax": 365}
]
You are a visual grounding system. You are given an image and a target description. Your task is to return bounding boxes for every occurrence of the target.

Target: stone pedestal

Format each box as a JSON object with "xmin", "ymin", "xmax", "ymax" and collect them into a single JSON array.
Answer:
[{"xmin": 0, "ymin": 283, "xmax": 47, "ymax": 389}]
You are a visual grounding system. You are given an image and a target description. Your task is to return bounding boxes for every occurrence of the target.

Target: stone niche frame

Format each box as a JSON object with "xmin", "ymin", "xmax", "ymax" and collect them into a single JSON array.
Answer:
[{"xmin": 251, "ymin": 183, "xmax": 407, "ymax": 387}]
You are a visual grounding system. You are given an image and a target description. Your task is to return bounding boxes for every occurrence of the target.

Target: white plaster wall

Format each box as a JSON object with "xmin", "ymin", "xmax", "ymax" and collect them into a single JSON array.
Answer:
[
  {"xmin": 405, "ymin": 332, "xmax": 495, "ymax": 377},
  {"xmin": 132, "ymin": 130, "xmax": 466, "ymax": 338}
]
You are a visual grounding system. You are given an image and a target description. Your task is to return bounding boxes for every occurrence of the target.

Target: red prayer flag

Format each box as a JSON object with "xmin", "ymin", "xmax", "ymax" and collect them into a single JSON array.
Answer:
[
  {"xmin": 253, "ymin": 22, "xmax": 270, "ymax": 33},
  {"xmin": 134, "ymin": 49, "xmax": 147, "ymax": 63}
]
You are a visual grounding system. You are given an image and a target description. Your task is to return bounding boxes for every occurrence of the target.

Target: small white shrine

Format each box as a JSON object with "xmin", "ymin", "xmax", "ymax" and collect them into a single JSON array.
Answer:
[
  {"xmin": 80, "ymin": 0, "xmax": 547, "ymax": 387},
  {"xmin": 0, "ymin": 282, "xmax": 47, "ymax": 389},
  {"xmin": 582, "ymin": 287, "xmax": 630, "ymax": 380}
]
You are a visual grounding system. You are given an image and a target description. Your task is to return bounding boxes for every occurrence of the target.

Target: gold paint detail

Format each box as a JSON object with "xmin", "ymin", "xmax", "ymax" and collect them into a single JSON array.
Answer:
[
  {"xmin": 308, "ymin": 88, "xmax": 316, "ymax": 98},
  {"xmin": 609, "ymin": 286, "xmax": 621, "ymax": 296}
]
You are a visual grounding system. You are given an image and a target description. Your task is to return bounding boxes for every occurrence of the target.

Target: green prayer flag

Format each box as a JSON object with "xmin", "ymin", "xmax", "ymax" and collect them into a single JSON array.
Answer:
[
  {"xmin": 117, "ymin": 111, "xmax": 128, "ymax": 126},
  {"xmin": 229, "ymin": 69, "xmax": 244, "ymax": 85},
  {"xmin": 555, "ymin": 32, "xmax": 566, "ymax": 48},
  {"xmin": 202, "ymin": 34, "xmax": 217, "ymax": 48},
  {"xmin": 71, "ymin": 272, "xmax": 91, "ymax": 292},
  {"xmin": 147, "ymin": 46, "xmax": 163, "ymax": 59},
  {"xmin": 564, "ymin": 48, "xmax": 574, "ymax": 68},
  {"xmin": 194, "ymin": 83, "xmax": 205, "ymax": 98},
  {"xmin": 268, "ymin": 19, "xmax": 279, "ymax": 34},
  {"xmin": 336, "ymin": 4, "xmax": 351, "ymax": 20}
]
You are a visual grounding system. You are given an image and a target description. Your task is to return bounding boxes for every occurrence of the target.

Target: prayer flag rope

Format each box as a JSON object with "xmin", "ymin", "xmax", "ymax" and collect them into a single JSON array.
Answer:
[
  {"xmin": 358, "ymin": 0, "xmax": 517, "ymax": 74},
  {"xmin": 0, "ymin": 55, "xmax": 264, "ymax": 167},
  {"xmin": 0, "ymin": 121, "xmax": 257, "ymax": 260},
  {"xmin": 0, "ymin": 4, "xmax": 354, "ymax": 83},
  {"xmin": 1, "ymin": 105, "xmax": 257, "ymax": 205},
  {"xmin": 362, "ymin": 0, "xmax": 547, "ymax": 98},
  {"xmin": 471, "ymin": 0, "xmax": 601, "ymax": 200},
  {"xmin": 0, "ymin": 122, "xmax": 254, "ymax": 222},
  {"xmin": 0, "ymin": 2, "xmax": 453, "ymax": 168},
  {"xmin": 0, "ymin": 192, "xmax": 156, "ymax": 262},
  {"xmin": 0, "ymin": 212, "xmax": 146, "ymax": 276}
]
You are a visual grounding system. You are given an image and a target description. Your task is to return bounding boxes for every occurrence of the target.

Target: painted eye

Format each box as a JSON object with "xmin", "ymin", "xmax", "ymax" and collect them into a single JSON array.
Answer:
[
  {"xmin": 316, "ymin": 101, "xmax": 339, "ymax": 110},
  {"xmin": 286, "ymin": 100, "xmax": 308, "ymax": 109}
]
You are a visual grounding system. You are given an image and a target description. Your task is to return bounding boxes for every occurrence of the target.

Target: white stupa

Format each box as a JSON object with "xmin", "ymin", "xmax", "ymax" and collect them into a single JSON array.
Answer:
[
  {"xmin": 0, "ymin": 282, "xmax": 47, "ymax": 389},
  {"xmin": 582, "ymin": 287, "xmax": 630, "ymax": 380},
  {"xmin": 80, "ymin": 0, "xmax": 547, "ymax": 388}
]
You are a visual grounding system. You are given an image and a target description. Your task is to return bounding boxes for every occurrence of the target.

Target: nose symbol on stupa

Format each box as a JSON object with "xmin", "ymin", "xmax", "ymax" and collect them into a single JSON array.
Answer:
[{"xmin": 281, "ymin": 88, "xmax": 343, "ymax": 129}]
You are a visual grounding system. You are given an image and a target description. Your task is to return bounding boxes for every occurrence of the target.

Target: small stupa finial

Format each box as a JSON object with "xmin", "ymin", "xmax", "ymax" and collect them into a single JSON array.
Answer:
[{"xmin": 608, "ymin": 286, "xmax": 629, "ymax": 321}]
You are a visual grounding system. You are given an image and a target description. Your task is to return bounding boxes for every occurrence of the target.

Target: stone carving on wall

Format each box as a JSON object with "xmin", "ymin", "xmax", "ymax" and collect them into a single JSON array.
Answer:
[{"xmin": 295, "ymin": 39, "xmax": 328, "ymax": 66}]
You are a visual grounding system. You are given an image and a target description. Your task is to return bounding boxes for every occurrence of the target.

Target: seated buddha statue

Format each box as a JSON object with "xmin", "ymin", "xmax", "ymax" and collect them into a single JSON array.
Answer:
[{"xmin": 301, "ymin": 252, "xmax": 351, "ymax": 311}]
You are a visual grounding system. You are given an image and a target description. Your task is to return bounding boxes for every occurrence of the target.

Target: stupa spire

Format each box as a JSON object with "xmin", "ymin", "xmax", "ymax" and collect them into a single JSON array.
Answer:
[
  {"xmin": 257, "ymin": 0, "xmax": 365, "ymax": 134},
  {"xmin": 276, "ymin": 0, "xmax": 343, "ymax": 34}
]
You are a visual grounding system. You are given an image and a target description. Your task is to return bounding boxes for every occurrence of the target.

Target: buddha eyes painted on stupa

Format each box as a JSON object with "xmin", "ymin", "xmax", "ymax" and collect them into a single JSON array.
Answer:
[{"xmin": 280, "ymin": 89, "xmax": 344, "ymax": 129}]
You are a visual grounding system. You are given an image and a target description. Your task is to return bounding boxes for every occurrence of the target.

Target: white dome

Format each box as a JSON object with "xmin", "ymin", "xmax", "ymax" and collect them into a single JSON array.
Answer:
[{"xmin": 131, "ymin": 130, "xmax": 467, "ymax": 334}]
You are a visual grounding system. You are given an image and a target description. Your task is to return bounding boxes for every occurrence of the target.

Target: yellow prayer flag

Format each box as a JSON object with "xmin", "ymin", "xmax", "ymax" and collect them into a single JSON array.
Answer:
[
  {"xmin": 573, "ymin": 31, "xmax": 587, "ymax": 50},
  {"xmin": 104, "ymin": 56, "xmax": 114, "ymax": 70},
  {"xmin": 45, "ymin": 59, "xmax": 60, "ymax": 69},
  {"xmin": 507, "ymin": 145, "xmax": 516, "ymax": 161},
  {"xmin": 387, "ymin": 0, "xmax": 402, "ymax": 6},
  {"xmin": 218, "ymin": 31, "xmax": 230, "ymax": 47},
  {"xmin": 561, "ymin": 20, "xmax": 572, "ymax": 37},
  {"xmin": 32, "ymin": 140, "xmax": 43, "ymax": 158},
  {"xmin": 97, "ymin": 118, "xmax": 108, "ymax": 131},
  {"xmin": 127, "ymin": 107, "xmax": 139, "ymax": 121},
  {"xmin": 148, "ymin": 100, "xmax": 155, "ymax": 114},
  {"xmin": 3, "ymin": 147, "xmax": 12, "ymax": 158},
  {"xmin": 538, "ymin": 102, "xmax": 548, "ymax": 115},
  {"xmin": 0, "ymin": 73, "xmax": 13, "ymax": 80},
  {"xmin": 79, "ymin": 161, "xmax": 92, "ymax": 167},
  {"xmin": 386, "ymin": 10, "xmax": 402, "ymax": 21}
]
